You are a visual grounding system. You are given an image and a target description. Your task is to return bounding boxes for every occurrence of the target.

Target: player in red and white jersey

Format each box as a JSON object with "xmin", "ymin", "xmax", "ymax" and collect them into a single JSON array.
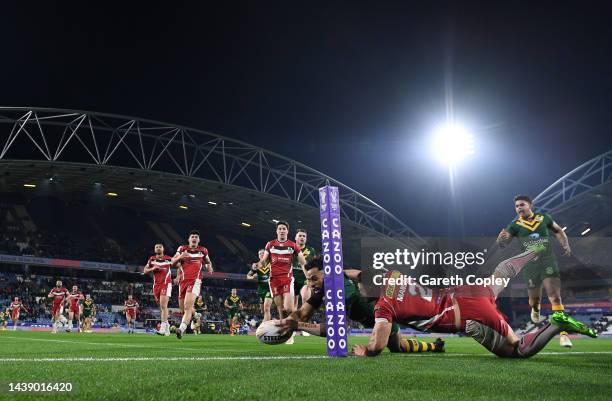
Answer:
[
  {"xmin": 47, "ymin": 280, "xmax": 69, "ymax": 333},
  {"xmin": 171, "ymin": 229, "xmax": 213, "ymax": 339},
  {"xmin": 8, "ymin": 297, "xmax": 27, "ymax": 331},
  {"xmin": 354, "ymin": 248, "xmax": 597, "ymax": 357},
  {"xmin": 258, "ymin": 221, "xmax": 306, "ymax": 320},
  {"xmin": 143, "ymin": 243, "xmax": 173, "ymax": 336},
  {"xmin": 66, "ymin": 285, "xmax": 84, "ymax": 333},
  {"xmin": 124, "ymin": 295, "xmax": 139, "ymax": 334}
]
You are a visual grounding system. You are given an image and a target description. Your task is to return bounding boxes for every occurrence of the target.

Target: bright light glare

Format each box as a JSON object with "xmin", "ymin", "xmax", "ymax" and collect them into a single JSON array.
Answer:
[
  {"xmin": 581, "ymin": 227, "xmax": 591, "ymax": 236},
  {"xmin": 431, "ymin": 124, "xmax": 474, "ymax": 166}
]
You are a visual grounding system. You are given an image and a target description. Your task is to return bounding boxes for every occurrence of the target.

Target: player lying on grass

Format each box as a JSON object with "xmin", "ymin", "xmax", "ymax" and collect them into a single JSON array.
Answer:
[
  {"xmin": 353, "ymin": 245, "xmax": 597, "ymax": 357},
  {"xmin": 277, "ymin": 256, "xmax": 445, "ymax": 353}
]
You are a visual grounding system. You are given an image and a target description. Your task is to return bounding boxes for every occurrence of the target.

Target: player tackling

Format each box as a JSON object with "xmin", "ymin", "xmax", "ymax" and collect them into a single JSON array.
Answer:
[
  {"xmin": 143, "ymin": 243, "xmax": 173, "ymax": 336},
  {"xmin": 353, "ymin": 245, "xmax": 597, "ymax": 357},
  {"xmin": 172, "ymin": 229, "xmax": 213, "ymax": 339}
]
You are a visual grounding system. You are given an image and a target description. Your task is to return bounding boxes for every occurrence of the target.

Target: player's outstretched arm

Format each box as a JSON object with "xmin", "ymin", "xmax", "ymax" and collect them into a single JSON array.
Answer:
[
  {"xmin": 353, "ymin": 321, "xmax": 392, "ymax": 357},
  {"xmin": 257, "ymin": 250, "xmax": 270, "ymax": 268},
  {"xmin": 496, "ymin": 229, "xmax": 512, "ymax": 247}
]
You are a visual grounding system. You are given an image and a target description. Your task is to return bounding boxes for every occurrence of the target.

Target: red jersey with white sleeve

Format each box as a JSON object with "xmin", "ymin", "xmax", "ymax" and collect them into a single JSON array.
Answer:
[
  {"xmin": 265, "ymin": 239, "xmax": 302, "ymax": 297},
  {"xmin": 48, "ymin": 287, "xmax": 69, "ymax": 316},
  {"xmin": 176, "ymin": 245, "xmax": 208, "ymax": 281},
  {"xmin": 124, "ymin": 299, "xmax": 139, "ymax": 319},
  {"xmin": 373, "ymin": 271, "xmax": 509, "ymax": 336},
  {"xmin": 148, "ymin": 255, "xmax": 173, "ymax": 285},
  {"xmin": 67, "ymin": 291, "xmax": 83, "ymax": 313},
  {"xmin": 264, "ymin": 239, "xmax": 301, "ymax": 278},
  {"xmin": 10, "ymin": 301, "xmax": 22, "ymax": 320}
]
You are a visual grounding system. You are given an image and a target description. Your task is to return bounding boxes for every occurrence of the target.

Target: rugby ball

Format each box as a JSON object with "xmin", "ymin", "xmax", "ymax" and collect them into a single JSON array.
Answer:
[{"xmin": 255, "ymin": 320, "xmax": 293, "ymax": 345}]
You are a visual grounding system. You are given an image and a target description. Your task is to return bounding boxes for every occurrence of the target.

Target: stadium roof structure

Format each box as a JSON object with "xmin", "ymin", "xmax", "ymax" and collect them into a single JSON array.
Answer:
[
  {"xmin": 0, "ymin": 107, "xmax": 422, "ymax": 262},
  {"xmin": 533, "ymin": 150, "xmax": 612, "ymax": 237}
]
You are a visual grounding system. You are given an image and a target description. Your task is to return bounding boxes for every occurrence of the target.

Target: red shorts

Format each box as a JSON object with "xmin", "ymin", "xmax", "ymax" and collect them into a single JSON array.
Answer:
[
  {"xmin": 126, "ymin": 310, "xmax": 136, "ymax": 320},
  {"xmin": 52, "ymin": 303, "xmax": 62, "ymax": 317},
  {"xmin": 69, "ymin": 304, "xmax": 80, "ymax": 314},
  {"xmin": 179, "ymin": 278, "xmax": 202, "ymax": 300},
  {"xmin": 153, "ymin": 283, "xmax": 172, "ymax": 302},
  {"xmin": 453, "ymin": 285, "xmax": 510, "ymax": 337},
  {"xmin": 269, "ymin": 275, "xmax": 294, "ymax": 298},
  {"xmin": 11, "ymin": 310, "xmax": 19, "ymax": 320}
]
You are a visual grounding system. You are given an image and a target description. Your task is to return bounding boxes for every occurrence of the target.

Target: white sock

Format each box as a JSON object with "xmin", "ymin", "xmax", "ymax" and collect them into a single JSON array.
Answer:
[{"xmin": 179, "ymin": 322, "xmax": 187, "ymax": 333}]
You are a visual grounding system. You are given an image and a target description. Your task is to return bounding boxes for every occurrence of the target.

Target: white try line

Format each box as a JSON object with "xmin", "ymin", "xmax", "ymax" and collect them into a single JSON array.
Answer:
[
  {"xmin": 0, "ymin": 335, "xmax": 246, "ymax": 354},
  {"xmin": 0, "ymin": 352, "xmax": 610, "ymax": 363}
]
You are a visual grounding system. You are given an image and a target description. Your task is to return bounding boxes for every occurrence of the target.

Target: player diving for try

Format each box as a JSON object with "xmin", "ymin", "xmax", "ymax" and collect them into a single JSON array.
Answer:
[
  {"xmin": 498, "ymin": 194, "xmax": 574, "ymax": 347},
  {"xmin": 352, "ymin": 245, "xmax": 597, "ymax": 357},
  {"xmin": 247, "ymin": 249, "xmax": 273, "ymax": 322},
  {"xmin": 277, "ymin": 256, "xmax": 445, "ymax": 353},
  {"xmin": 172, "ymin": 229, "xmax": 213, "ymax": 339},
  {"xmin": 143, "ymin": 243, "xmax": 174, "ymax": 336}
]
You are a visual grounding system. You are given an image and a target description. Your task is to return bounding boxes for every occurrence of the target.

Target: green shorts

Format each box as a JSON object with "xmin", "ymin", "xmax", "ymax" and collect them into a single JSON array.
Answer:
[
  {"xmin": 293, "ymin": 269, "xmax": 306, "ymax": 295},
  {"xmin": 523, "ymin": 256, "xmax": 560, "ymax": 289},
  {"xmin": 83, "ymin": 310, "xmax": 92, "ymax": 318},
  {"xmin": 257, "ymin": 284, "xmax": 272, "ymax": 303},
  {"xmin": 228, "ymin": 309, "xmax": 239, "ymax": 319}
]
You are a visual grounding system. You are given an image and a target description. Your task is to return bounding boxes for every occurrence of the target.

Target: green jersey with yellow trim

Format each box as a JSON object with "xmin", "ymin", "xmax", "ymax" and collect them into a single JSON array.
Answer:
[
  {"xmin": 226, "ymin": 295, "xmax": 241, "ymax": 311},
  {"xmin": 506, "ymin": 212, "xmax": 556, "ymax": 258}
]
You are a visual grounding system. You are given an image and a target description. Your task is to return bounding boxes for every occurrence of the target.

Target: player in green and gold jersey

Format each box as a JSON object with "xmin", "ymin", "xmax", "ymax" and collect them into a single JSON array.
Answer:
[
  {"xmin": 192, "ymin": 295, "xmax": 207, "ymax": 335},
  {"xmin": 0, "ymin": 310, "xmax": 6, "ymax": 330},
  {"xmin": 278, "ymin": 256, "xmax": 445, "ymax": 353},
  {"xmin": 224, "ymin": 289, "xmax": 243, "ymax": 335},
  {"xmin": 292, "ymin": 228, "xmax": 317, "ymax": 308},
  {"xmin": 498, "ymin": 194, "xmax": 573, "ymax": 347},
  {"xmin": 81, "ymin": 294, "xmax": 96, "ymax": 333},
  {"xmin": 248, "ymin": 249, "xmax": 273, "ymax": 321}
]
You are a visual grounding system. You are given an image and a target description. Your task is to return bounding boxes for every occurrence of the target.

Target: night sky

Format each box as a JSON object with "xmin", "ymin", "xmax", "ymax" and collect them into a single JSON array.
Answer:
[{"xmin": 2, "ymin": 2, "xmax": 611, "ymax": 236}]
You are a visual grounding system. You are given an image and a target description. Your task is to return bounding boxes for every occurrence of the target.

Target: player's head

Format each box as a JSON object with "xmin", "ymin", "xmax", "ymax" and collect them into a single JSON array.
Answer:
[
  {"xmin": 514, "ymin": 194, "xmax": 533, "ymax": 218},
  {"xmin": 295, "ymin": 228, "xmax": 307, "ymax": 246},
  {"xmin": 188, "ymin": 230, "xmax": 200, "ymax": 246},
  {"xmin": 72, "ymin": 285, "xmax": 78, "ymax": 292},
  {"xmin": 197, "ymin": 295, "xmax": 202, "ymax": 301},
  {"xmin": 128, "ymin": 294, "xmax": 133, "ymax": 300},
  {"xmin": 56, "ymin": 280, "xmax": 62, "ymax": 288},
  {"xmin": 304, "ymin": 256, "xmax": 324, "ymax": 291},
  {"xmin": 276, "ymin": 221, "xmax": 289, "ymax": 241},
  {"xmin": 231, "ymin": 288, "xmax": 237, "ymax": 296},
  {"xmin": 154, "ymin": 243, "xmax": 164, "ymax": 255},
  {"xmin": 85, "ymin": 294, "xmax": 91, "ymax": 300},
  {"xmin": 257, "ymin": 249, "xmax": 265, "ymax": 260},
  {"xmin": 13, "ymin": 296, "xmax": 18, "ymax": 302}
]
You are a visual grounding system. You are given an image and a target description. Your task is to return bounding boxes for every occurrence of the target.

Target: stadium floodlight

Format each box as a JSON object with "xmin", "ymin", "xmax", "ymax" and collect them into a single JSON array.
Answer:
[
  {"xmin": 581, "ymin": 227, "xmax": 591, "ymax": 236},
  {"xmin": 562, "ymin": 226, "xmax": 567, "ymax": 231},
  {"xmin": 207, "ymin": 201, "xmax": 217, "ymax": 205},
  {"xmin": 179, "ymin": 205, "xmax": 188, "ymax": 210},
  {"xmin": 240, "ymin": 222, "xmax": 252, "ymax": 227},
  {"xmin": 431, "ymin": 123, "xmax": 474, "ymax": 166},
  {"xmin": 23, "ymin": 183, "xmax": 36, "ymax": 188},
  {"xmin": 106, "ymin": 192, "xmax": 118, "ymax": 197}
]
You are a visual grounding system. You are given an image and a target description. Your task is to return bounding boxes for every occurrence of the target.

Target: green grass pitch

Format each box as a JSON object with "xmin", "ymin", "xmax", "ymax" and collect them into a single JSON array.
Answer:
[{"xmin": 0, "ymin": 331, "xmax": 610, "ymax": 401}]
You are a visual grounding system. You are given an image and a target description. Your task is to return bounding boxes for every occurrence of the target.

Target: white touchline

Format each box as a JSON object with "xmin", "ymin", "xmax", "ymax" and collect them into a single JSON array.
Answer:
[{"xmin": 0, "ymin": 356, "xmax": 329, "ymax": 362}]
